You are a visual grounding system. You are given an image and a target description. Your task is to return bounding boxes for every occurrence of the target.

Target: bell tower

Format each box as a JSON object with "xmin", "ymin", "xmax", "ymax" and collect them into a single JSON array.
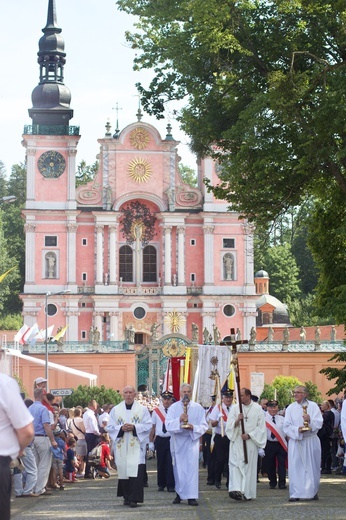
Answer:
[{"xmin": 23, "ymin": 0, "xmax": 80, "ymax": 211}]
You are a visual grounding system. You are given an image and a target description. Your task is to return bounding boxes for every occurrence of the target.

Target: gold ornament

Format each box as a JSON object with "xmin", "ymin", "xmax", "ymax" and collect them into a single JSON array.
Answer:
[
  {"xmin": 128, "ymin": 157, "xmax": 152, "ymax": 183},
  {"xmin": 129, "ymin": 127, "xmax": 150, "ymax": 150},
  {"xmin": 162, "ymin": 339, "xmax": 186, "ymax": 358},
  {"xmin": 164, "ymin": 310, "xmax": 186, "ymax": 333}
]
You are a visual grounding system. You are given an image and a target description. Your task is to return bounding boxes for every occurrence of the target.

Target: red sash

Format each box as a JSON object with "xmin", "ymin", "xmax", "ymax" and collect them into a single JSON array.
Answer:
[
  {"xmin": 154, "ymin": 407, "xmax": 166, "ymax": 424},
  {"xmin": 220, "ymin": 405, "xmax": 227, "ymax": 422},
  {"xmin": 265, "ymin": 419, "xmax": 288, "ymax": 452}
]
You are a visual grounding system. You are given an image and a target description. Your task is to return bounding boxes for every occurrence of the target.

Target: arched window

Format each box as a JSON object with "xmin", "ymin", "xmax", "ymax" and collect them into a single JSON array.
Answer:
[
  {"xmin": 143, "ymin": 245, "xmax": 157, "ymax": 282},
  {"xmin": 119, "ymin": 245, "xmax": 133, "ymax": 282}
]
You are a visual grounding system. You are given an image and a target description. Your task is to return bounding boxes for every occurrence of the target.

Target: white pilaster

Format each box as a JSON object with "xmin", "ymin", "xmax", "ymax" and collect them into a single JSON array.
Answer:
[
  {"xmin": 164, "ymin": 226, "xmax": 172, "ymax": 285},
  {"xmin": 109, "ymin": 225, "xmax": 117, "ymax": 284},
  {"xmin": 94, "ymin": 313, "xmax": 103, "ymax": 342},
  {"xmin": 66, "ymin": 310, "xmax": 79, "ymax": 341},
  {"xmin": 26, "ymin": 147, "xmax": 36, "ymax": 202},
  {"xmin": 96, "ymin": 225, "xmax": 104, "ymax": 284},
  {"xmin": 203, "ymin": 224, "xmax": 215, "ymax": 285},
  {"xmin": 24, "ymin": 223, "xmax": 36, "ymax": 283},
  {"xmin": 177, "ymin": 226, "xmax": 185, "ymax": 285},
  {"xmin": 67, "ymin": 147, "xmax": 77, "ymax": 208},
  {"xmin": 67, "ymin": 221, "xmax": 77, "ymax": 285},
  {"xmin": 109, "ymin": 312, "xmax": 119, "ymax": 340}
]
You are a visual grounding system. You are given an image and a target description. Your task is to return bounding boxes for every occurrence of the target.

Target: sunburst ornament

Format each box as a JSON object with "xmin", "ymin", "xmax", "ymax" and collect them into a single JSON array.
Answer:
[
  {"xmin": 128, "ymin": 157, "xmax": 152, "ymax": 183},
  {"xmin": 164, "ymin": 310, "xmax": 186, "ymax": 333},
  {"xmin": 129, "ymin": 127, "xmax": 150, "ymax": 150}
]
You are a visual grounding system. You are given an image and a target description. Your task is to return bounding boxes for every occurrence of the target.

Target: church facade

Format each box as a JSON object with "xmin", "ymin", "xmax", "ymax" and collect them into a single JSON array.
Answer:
[{"xmin": 20, "ymin": 0, "xmax": 257, "ymax": 349}]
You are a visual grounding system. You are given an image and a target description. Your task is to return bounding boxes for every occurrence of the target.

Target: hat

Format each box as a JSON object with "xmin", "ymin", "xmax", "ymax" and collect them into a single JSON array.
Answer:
[
  {"xmin": 267, "ymin": 400, "xmax": 279, "ymax": 407},
  {"xmin": 222, "ymin": 389, "xmax": 234, "ymax": 397},
  {"xmin": 161, "ymin": 391, "xmax": 174, "ymax": 399},
  {"xmin": 34, "ymin": 377, "xmax": 47, "ymax": 384},
  {"xmin": 53, "ymin": 426, "xmax": 62, "ymax": 435}
]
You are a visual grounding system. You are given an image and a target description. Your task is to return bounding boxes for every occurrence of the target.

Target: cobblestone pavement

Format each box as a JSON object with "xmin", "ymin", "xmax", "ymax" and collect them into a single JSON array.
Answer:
[{"xmin": 11, "ymin": 461, "xmax": 346, "ymax": 520}]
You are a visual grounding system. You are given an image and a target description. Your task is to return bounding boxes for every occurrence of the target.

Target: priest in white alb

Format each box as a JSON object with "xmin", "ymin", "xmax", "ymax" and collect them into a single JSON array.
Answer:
[
  {"xmin": 283, "ymin": 385, "xmax": 323, "ymax": 501},
  {"xmin": 226, "ymin": 387, "xmax": 266, "ymax": 501},
  {"xmin": 106, "ymin": 385, "xmax": 152, "ymax": 508},
  {"xmin": 166, "ymin": 383, "xmax": 208, "ymax": 506}
]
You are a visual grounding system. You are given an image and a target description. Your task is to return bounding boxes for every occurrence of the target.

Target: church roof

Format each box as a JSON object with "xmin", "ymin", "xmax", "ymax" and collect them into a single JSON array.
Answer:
[{"xmin": 256, "ymin": 294, "xmax": 290, "ymax": 324}]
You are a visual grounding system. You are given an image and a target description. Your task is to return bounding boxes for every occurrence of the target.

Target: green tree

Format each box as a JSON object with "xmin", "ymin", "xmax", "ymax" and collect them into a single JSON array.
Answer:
[
  {"xmin": 260, "ymin": 375, "xmax": 302, "ymax": 409},
  {"xmin": 0, "ymin": 211, "xmax": 19, "ymax": 314},
  {"xmin": 63, "ymin": 385, "xmax": 122, "ymax": 408},
  {"xmin": 259, "ymin": 243, "xmax": 301, "ymax": 303},
  {"xmin": 75, "ymin": 160, "xmax": 99, "ymax": 187},
  {"xmin": 320, "ymin": 352, "xmax": 346, "ymax": 396},
  {"xmin": 178, "ymin": 163, "xmax": 197, "ymax": 187},
  {"xmin": 117, "ymin": 0, "xmax": 346, "ymax": 323}
]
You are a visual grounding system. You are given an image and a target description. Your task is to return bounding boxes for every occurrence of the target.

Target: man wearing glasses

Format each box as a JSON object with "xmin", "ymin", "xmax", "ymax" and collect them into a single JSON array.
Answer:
[{"xmin": 283, "ymin": 385, "xmax": 323, "ymax": 502}]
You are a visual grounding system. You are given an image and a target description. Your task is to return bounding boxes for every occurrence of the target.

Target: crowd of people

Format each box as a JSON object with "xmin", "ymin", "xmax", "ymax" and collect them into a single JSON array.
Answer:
[{"xmin": 1, "ymin": 374, "xmax": 346, "ymax": 519}]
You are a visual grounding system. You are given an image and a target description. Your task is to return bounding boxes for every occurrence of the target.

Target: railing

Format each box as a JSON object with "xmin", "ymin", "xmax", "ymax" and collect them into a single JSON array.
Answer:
[
  {"xmin": 77, "ymin": 286, "xmax": 95, "ymax": 294},
  {"xmin": 23, "ymin": 125, "xmax": 80, "ymax": 136},
  {"xmin": 12, "ymin": 341, "xmax": 130, "ymax": 354},
  {"xmin": 119, "ymin": 286, "xmax": 161, "ymax": 295}
]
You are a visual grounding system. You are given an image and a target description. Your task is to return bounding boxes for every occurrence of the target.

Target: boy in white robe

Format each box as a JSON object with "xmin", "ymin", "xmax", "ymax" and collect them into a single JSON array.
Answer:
[
  {"xmin": 226, "ymin": 387, "xmax": 266, "ymax": 501},
  {"xmin": 283, "ymin": 385, "xmax": 323, "ymax": 501},
  {"xmin": 166, "ymin": 384, "xmax": 208, "ymax": 506}
]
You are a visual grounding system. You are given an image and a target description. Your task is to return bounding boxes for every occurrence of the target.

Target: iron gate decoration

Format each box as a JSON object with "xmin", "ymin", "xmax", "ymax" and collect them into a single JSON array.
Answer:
[{"xmin": 135, "ymin": 334, "xmax": 193, "ymax": 396}]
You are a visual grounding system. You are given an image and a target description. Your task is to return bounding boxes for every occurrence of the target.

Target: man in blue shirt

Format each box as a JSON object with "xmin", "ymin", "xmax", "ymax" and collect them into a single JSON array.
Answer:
[{"xmin": 29, "ymin": 388, "xmax": 57, "ymax": 495}]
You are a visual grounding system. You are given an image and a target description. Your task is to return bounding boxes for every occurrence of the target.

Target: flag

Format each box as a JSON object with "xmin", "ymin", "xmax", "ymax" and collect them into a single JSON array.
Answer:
[
  {"xmin": 36, "ymin": 325, "xmax": 54, "ymax": 341},
  {"xmin": 183, "ymin": 347, "xmax": 191, "ymax": 383},
  {"xmin": 0, "ymin": 266, "xmax": 16, "ymax": 283},
  {"xmin": 228, "ymin": 364, "xmax": 235, "ymax": 390},
  {"xmin": 23, "ymin": 323, "xmax": 39, "ymax": 345},
  {"xmin": 14, "ymin": 324, "xmax": 29, "ymax": 344},
  {"xmin": 53, "ymin": 325, "xmax": 69, "ymax": 342}
]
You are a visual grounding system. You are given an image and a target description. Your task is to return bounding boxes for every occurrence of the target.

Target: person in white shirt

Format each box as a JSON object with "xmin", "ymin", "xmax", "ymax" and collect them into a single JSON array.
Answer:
[
  {"xmin": 264, "ymin": 400, "xmax": 287, "ymax": 490},
  {"xmin": 209, "ymin": 389, "xmax": 233, "ymax": 489},
  {"xmin": 98, "ymin": 404, "xmax": 110, "ymax": 433},
  {"xmin": 83, "ymin": 399, "xmax": 100, "ymax": 478}
]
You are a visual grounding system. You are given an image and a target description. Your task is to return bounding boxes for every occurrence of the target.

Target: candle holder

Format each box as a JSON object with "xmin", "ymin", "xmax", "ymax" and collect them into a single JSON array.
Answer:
[
  {"xmin": 181, "ymin": 394, "xmax": 190, "ymax": 429},
  {"xmin": 301, "ymin": 404, "xmax": 312, "ymax": 432}
]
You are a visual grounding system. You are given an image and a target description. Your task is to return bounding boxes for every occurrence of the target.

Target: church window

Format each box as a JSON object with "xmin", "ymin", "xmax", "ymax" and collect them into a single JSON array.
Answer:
[
  {"xmin": 190, "ymin": 239, "xmax": 196, "ymax": 246},
  {"xmin": 46, "ymin": 303, "xmax": 57, "ymax": 317},
  {"xmin": 81, "ymin": 330, "xmax": 86, "ymax": 339},
  {"xmin": 135, "ymin": 333, "xmax": 144, "ymax": 344},
  {"xmin": 191, "ymin": 273, "xmax": 196, "ymax": 282},
  {"xmin": 143, "ymin": 245, "xmax": 157, "ymax": 282},
  {"xmin": 45, "ymin": 236, "xmax": 57, "ymax": 247},
  {"xmin": 82, "ymin": 272, "xmax": 87, "ymax": 281},
  {"xmin": 119, "ymin": 245, "xmax": 133, "ymax": 282},
  {"xmin": 223, "ymin": 238, "xmax": 235, "ymax": 248},
  {"xmin": 223, "ymin": 304, "xmax": 235, "ymax": 317},
  {"xmin": 133, "ymin": 307, "xmax": 146, "ymax": 320},
  {"xmin": 82, "ymin": 238, "xmax": 87, "ymax": 246}
]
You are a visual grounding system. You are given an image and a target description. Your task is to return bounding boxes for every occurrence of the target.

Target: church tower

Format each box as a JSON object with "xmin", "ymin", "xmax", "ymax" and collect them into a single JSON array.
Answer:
[{"xmin": 21, "ymin": 0, "xmax": 80, "ymax": 327}]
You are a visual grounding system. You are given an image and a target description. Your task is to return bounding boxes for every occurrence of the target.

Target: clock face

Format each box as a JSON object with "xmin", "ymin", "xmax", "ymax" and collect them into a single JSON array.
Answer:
[{"xmin": 37, "ymin": 151, "xmax": 66, "ymax": 178}]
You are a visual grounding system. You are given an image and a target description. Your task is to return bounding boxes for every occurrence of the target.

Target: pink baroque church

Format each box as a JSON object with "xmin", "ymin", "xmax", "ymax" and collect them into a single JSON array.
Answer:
[{"xmin": 20, "ymin": 0, "xmax": 257, "ymax": 352}]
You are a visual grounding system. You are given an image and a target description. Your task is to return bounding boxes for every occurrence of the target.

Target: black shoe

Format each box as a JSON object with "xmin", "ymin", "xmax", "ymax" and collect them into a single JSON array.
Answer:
[
  {"xmin": 321, "ymin": 469, "xmax": 331, "ymax": 474},
  {"xmin": 123, "ymin": 499, "xmax": 130, "ymax": 505},
  {"xmin": 229, "ymin": 491, "xmax": 243, "ymax": 501},
  {"xmin": 215, "ymin": 482, "xmax": 221, "ymax": 489},
  {"xmin": 167, "ymin": 487, "xmax": 175, "ymax": 492},
  {"xmin": 188, "ymin": 499, "xmax": 198, "ymax": 506},
  {"xmin": 289, "ymin": 498, "xmax": 300, "ymax": 502},
  {"xmin": 158, "ymin": 487, "xmax": 164, "ymax": 491},
  {"xmin": 270, "ymin": 485, "xmax": 276, "ymax": 489},
  {"xmin": 207, "ymin": 480, "xmax": 215, "ymax": 485},
  {"xmin": 84, "ymin": 474, "xmax": 93, "ymax": 479},
  {"xmin": 173, "ymin": 494, "xmax": 181, "ymax": 504},
  {"xmin": 129, "ymin": 502, "xmax": 138, "ymax": 508},
  {"xmin": 279, "ymin": 485, "xmax": 287, "ymax": 489},
  {"xmin": 144, "ymin": 482, "xmax": 149, "ymax": 487}
]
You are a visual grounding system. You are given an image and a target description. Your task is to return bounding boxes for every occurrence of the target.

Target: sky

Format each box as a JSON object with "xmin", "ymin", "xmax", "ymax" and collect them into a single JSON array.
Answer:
[{"xmin": 0, "ymin": 0, "xmax": 196, "ymax": 176}]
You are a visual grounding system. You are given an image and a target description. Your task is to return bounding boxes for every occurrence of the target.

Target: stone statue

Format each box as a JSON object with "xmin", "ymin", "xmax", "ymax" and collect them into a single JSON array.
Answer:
[
  {"xmin": 191, "ymin": 323, "xmax": 199, "ymax": 342},
  {"xmin": 166, "ymin": 187, "xmax": 175, "ymax": 212},
  {"xmin": 315, "ymin": 326, "xmax": 321, "ymax": 342},
  {"xmin": 299, "ymin": 326, "xmax": 307, "ymax": 343},
  {"xmin": 104, "ymin": 185, "xmax": 112, "ymax": 210},
  {"xmin": 89, "ymin": 326, "xmax": 95, "ymax": 344},
  {"xmin": 172, "ymin": 273, "xmax": 177, "ymax": 286},
  {"xmin": 150, "ymin": 322, "xmax": 159, "ymax": 342},
  {"xmin": 223, "ymin": 254, "xmax": 234, "ymax": 280},
  {"xmin": 203, "ymin": 327, "xmax": 210, "ymax": 344},
  {"xmin": 46, "ymin": 253, "xmax": 56, "ymax": 279},
  {"xmin": 236, "ymin": 328, "xmax": 242, "ymax": 342},
  {"xmin": 249, "ymin": 326, "xmax": 256, "ymax": 344},
  {"xmin": 128, "ymin": 324, "xmax": 135, "ymax": 344},
  {"xmin": 93, "ymin": 327, "xmax": 100, "ymax": 346},
  {"xmin": 331, "ymin": 325, "xmax": 337, "ymax": 342},
  {"xmin": 104, "ymin": 272, "xmax": 109, "ymax": 285},
  {"xmin": 213, "ymin": 324, "xmax": 221, "ymax": 345},
  {"xmin": 268, "ymin": 326, "xmax": 274, "ymax": 342},
  {"xmin": 283, "ymin": 326, "xmax": 290, "ymax": 343},
  {"xmin": 56, "ymin": 327, "xmax": 64, "ymax": 352}
]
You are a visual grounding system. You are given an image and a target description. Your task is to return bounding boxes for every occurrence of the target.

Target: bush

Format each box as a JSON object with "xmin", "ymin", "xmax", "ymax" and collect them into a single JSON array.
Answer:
[
  {"xmin": 63, "ymin": 385, "xmax": 122, "ymax": 408},
  {"xmin": 0, "ymin": 313, "xmax": 22, "ymax": 330}
]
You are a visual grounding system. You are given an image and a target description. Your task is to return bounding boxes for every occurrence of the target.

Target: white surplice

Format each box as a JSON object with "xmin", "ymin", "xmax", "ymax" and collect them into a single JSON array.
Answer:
[
  {"xmin": 166, "ymin": 400, "xmax": 208, "ymax": 500},
  {"xmin": 226, "ymin": 402, "xmax": 266, "ymax": 499},
  {"xmin": 283, "ymin": 400, "xmax": 323, "ymax": 499},
  {"xmin": 107, "ymin": 400, "xmax": 152, "ymax": 479}
]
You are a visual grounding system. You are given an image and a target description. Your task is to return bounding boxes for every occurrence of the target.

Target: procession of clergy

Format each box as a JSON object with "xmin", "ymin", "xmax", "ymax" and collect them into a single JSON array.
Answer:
[{"xmin": 106, "ymin": 382, "xmax": 338, "ymax": 507}]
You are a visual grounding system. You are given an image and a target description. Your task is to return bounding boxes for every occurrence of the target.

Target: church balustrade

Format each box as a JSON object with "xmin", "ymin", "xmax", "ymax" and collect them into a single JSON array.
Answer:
[
  {"xmin": 119, "ymin": 286, "xmax": 161, "ymax": 295},
  {"xmin": 77, "ymin": 286, "xmax": 95, "ymax": 294},
  {"xmin": 15, "ymin": 341, "xmax": 129, "ymax": 354},
  {"xmin": 23, "ymin": 124, "xmax": 80, "ymax": 136}
]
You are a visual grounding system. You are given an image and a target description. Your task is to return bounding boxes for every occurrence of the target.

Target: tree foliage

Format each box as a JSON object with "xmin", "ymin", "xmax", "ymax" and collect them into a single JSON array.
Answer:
[
  {"xmin": 260, "ymin": 375, "xmax": 323, "ymax": 409},
  {"xmin": 320, "ymin": 352, "xmax": 346, "ymax": 396},
  {"xmin": 75, "ymin": 160, "xmax": 99, "ymax": 187},
  {"xmin": 118, "ymin": 0, "xmax": 346, "ymax": 323},
  {"xmin": 63, "ymin": 385, "xmax": 122, "ymax": 408},
  {"xmin": 178, "ymin": 163, "xmax": 197, "ymax": 187}
]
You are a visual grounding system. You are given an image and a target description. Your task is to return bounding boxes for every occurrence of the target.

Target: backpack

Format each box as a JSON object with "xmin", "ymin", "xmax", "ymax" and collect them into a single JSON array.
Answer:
[{"xmin": 88, "ymin": 444, "xmax": 102, "ymax": 466}]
